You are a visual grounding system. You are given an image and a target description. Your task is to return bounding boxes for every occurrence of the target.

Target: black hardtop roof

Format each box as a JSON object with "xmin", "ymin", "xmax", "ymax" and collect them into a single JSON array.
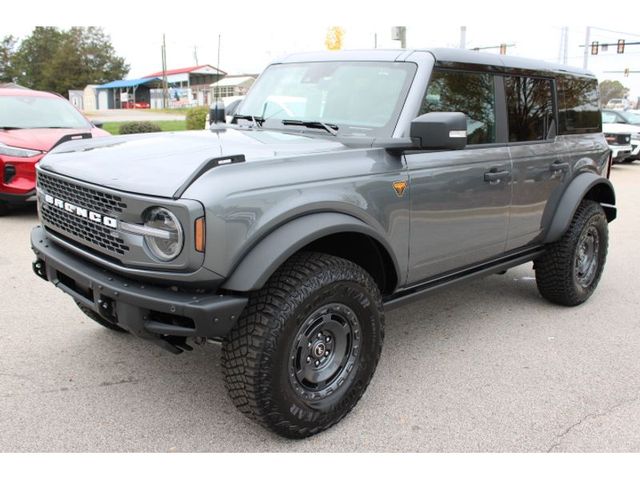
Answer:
[{"xmin": 275, "ymin": 48, "xmax": 595, "ymax": 79}]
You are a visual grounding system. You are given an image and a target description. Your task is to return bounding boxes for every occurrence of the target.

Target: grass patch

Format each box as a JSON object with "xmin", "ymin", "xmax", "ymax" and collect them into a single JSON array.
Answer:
[{"xmin": 102, "ymin": 120, "xmax": 187, "ymax": 135}]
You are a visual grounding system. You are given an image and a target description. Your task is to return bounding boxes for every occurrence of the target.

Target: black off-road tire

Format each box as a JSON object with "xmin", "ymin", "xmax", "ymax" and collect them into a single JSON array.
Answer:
[
  {"xmin": 222, "ymin": 252, "xmax": 384, "ymax": 439},
  {"xmin": 75, "ymin": 300, "xmax": 128, "ymax": 333},
  {"xmin": 0, "ymin": 201, "xmax": 9, "ymax": 216},
  {"xmin": 534, "ymin": 200, "xmax": 608, "ymax": 306}
]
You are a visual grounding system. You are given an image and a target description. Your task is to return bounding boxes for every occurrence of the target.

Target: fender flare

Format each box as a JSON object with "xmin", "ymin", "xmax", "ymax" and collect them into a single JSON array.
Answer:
[
  {"xmin": 222, "ymin": 212, "xmax": 401, "ymax": 292},
  {"xmin": 544, "ymin": 172, "xmax": 616, "ymax": 244}
]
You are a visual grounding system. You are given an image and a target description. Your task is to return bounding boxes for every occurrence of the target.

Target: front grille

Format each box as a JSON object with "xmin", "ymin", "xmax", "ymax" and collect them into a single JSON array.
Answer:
[
  {"xmin": 606, "ymin": 134, "xmax": 631, "ymax": 146},
  {"xmin": 41, "ymin": 204, "xmax": 129, "ymax": 255},
  {"xmin": 37, "ymin": 172, "xmax": 130, "ymax": 256},
  {"xmin": 37, "ymin": 172, "xmax": 127, "ymax": 215}
]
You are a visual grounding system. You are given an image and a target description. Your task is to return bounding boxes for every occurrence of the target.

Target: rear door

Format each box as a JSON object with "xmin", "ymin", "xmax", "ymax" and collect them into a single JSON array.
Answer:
[
  {"xmin": 504, "ymin": 75, "xmax": 569, "ymax": 250},
  {"xmin": 406, "ymin": 69, "xmax": 512, "ymax": 283}
]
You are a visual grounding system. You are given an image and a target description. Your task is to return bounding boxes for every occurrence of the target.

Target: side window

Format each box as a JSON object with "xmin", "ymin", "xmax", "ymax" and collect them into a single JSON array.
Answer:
[
  {"xmin": 505, "ymin": 76, "xmax": 555, "ymax": 142},
  {"xmin": 557, "ymin": 76, "xmax": 600, "ymax": 134},
  {"xmin": 421, "ymin": 70, "xmax": 496, "ymax": 145}
]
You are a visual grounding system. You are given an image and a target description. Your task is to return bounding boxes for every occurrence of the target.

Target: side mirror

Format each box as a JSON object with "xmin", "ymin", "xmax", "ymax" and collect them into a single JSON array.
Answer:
[
  {"xmin": 92, "ymin": 121, "xmax": 104, "ymax": 129},
  {"xmin": 410, "ymin": 112, "xmax": 467, "ymax": 150},
  {"xmin": 209, "ymin": 100, "xmax": 226, "ymax": 124}
]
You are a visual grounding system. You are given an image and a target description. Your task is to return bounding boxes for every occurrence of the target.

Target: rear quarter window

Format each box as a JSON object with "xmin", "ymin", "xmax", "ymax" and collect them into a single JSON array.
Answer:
[{"xmin": 558, "ymin": 76, "xmax": 601, "ymax": 134}]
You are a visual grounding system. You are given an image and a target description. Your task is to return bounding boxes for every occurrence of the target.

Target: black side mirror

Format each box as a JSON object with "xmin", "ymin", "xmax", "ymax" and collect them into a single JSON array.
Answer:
[
  {"xmin": 410, "ymin": 112, "xmax": 467, "ymax": 150},
  {"xmin": 209, "ymin": 100, "xmax": 226, "ymax": 124},
  {"xmin": 92, "ymin": 121, "xmax": 104, "ymax": 129}
]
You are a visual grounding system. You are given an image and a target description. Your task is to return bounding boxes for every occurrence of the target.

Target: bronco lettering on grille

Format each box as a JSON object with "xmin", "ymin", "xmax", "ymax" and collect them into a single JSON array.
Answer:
[{"xmin": 44, "ymin": 194, "xmax": 118, "ymax": 229}]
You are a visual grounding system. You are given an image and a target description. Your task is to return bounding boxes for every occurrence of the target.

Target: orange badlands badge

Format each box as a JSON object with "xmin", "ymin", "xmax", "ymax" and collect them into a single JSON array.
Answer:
[{"xmin": 392, "ymin": 180, "xmax": 407, "ymax": 197}]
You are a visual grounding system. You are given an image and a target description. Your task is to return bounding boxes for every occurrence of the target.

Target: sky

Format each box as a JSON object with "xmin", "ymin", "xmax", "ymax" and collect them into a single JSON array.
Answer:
[{"xmin": 4, "ymin": 0, "xmax": 640, "ymax": 98}]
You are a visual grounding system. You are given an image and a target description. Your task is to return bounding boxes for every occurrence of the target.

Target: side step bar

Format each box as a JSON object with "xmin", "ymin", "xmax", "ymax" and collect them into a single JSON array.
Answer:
[{"xmin": 383, "ymin": 247, "xmax": 544, "ymax": 310}]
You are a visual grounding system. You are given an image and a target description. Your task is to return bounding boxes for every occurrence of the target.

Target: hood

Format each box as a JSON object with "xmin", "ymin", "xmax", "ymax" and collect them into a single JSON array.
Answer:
[
  {"xmin": 602, "ymin": 123, "xmax": 640, "ymax": 135},
  {"xmin": 39, "ymin": 128, "xmax": 350, "ymax": 198},
  {"xmin": 0, "ymin": 127, "xmax": 108, "ymax": 153}
]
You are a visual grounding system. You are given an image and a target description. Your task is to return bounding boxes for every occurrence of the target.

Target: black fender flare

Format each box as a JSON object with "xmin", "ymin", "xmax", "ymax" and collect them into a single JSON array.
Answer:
[
  {"xmin": 222, "ymin": 212, "xmax": 401, "ymax": 292},
  {"xmin": 544, "ymin": 172, "xmax": 616, "ymax": 244}
]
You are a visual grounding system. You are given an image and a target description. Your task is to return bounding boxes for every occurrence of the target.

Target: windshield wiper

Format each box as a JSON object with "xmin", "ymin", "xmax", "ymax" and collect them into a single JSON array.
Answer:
[
  {"xmin": 233, "ymin": 114, "xmax": 264, "ymax": 128},
  {"xmin": 0, "ymin": 126, "xmax": 22, "ymax": 130},
  {"xmin": 281, "ymin": 120, "xmax": 339, "ymax": 136}
]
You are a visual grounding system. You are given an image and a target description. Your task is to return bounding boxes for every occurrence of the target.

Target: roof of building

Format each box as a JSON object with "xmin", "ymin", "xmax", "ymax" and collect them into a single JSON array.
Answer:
[
  {"xmin": 0, "ymin": 82, "xmax": 30, "ymax": 89},
  {"xmin": 211, "ymin": 75, "xmax": 256, "ymax": 87},
  {"xmin": 97, "ymin": 77, "xmax": 163, "ymax": 89},
  {"xmin": 143, "ymin": 65, "xmax": 226, "ymax": 78}
]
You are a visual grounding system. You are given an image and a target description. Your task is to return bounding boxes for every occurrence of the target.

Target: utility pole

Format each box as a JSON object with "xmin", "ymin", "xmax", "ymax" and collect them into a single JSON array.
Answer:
[
  {"xmin": 460, "ymin": 26, "xmax": 467, "ymax": 49},
  {"xmin": 558, "ymin": 27, "xmax": 569, "ymax": 64},
  {"xmin": 215, "ymin": 34, "xmax": 221, "ymax": 102},
  {"xmin": 583, "ymin": 26, "xmax": 591, "ymax": 69},
  {"xmin": 161, "ymin": 34, "xmax": 168, "ymax": 109}
]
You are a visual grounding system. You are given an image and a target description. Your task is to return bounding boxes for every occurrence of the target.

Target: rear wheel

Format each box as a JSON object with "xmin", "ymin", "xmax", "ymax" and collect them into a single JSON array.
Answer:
[
  {"xmin": 222, "ymin": 252, "xmax": 384, "ymax": 438},
  {"xmin": 535, "ymin": 200, "xmax": 608, "ymax": 306},
  {"xmin": 0, "ymin": 201, "xmax": 9, "ymax": 216},
  {"xmin": 75, "ymin": 300, "xmax": 128, "ymax": 333}
]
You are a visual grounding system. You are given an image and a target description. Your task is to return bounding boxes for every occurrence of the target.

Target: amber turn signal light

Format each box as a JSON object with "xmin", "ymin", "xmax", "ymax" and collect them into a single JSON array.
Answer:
[{"xmin": 195, "ymin": 217, "xmax": 206, "ymax": 252}]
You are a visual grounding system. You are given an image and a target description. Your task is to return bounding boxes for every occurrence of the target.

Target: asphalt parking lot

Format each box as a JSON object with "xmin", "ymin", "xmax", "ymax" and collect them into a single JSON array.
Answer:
[{"xmin": 1, "ymin": 164, "xmax": 639, "ymax": 452}]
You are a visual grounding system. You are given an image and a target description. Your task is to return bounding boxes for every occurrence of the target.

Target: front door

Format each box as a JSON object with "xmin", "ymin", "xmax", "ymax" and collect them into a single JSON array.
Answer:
[{"xmin": 406, "ymin": 68, "xmax": 511, "ymax": 284}]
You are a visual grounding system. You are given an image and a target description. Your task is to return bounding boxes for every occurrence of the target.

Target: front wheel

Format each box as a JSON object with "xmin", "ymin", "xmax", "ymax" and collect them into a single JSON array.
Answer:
[
  {"xmin": 222, "ymin": 252, "xmax": 384, "ymax": 438},
  {"xmin": 535, "ymin": 200, "xmax": 609, "ymax": 306},
  {"xmin": 0, "ymin": 201, "xmax": 8, "ymax": 216}
]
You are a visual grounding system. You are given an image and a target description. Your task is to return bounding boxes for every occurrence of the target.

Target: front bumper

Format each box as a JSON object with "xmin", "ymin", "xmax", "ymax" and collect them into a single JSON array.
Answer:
[
  {"xmin": 0, "ymin": 189, "xmax": 37, "ymax": 205},
  {"xmin": 31, "ymin": 226, "xmax": 248, "ymax": 353},
  {"xmin": 609, "ymin": 145, "xmax": 632, "ymax": 162}
]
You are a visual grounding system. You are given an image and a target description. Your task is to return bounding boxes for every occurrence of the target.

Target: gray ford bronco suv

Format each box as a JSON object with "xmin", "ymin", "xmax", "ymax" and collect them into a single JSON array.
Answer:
[{"xmin": 31, "ymin": 49, "xmax": 616, "ymax": 438}]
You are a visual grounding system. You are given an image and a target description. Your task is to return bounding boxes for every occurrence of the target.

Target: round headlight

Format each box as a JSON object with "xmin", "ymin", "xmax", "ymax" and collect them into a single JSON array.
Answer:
[{"xmin": 143, "ymin": 207, "xmax": 184, "ymax": 261}]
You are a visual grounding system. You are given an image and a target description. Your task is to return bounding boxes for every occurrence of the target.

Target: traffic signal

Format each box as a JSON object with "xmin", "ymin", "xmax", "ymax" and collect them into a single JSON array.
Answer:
[
  {"xmin": 591, "ymin": 41, "xmax": 599, "ymax": 55},
  {"xmin": 617, "ymin": 39, "xmax": 625, "ymax": 54}
]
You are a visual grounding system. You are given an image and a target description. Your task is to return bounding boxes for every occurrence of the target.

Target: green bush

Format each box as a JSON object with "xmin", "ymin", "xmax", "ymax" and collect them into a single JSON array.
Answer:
[
  {"xmin": 118, "ymin": 121, "xmax": 162, "ymax": 135},
  {"xmin": 186, "ymin": 106, "xmax": 208, "ymax": 130}
]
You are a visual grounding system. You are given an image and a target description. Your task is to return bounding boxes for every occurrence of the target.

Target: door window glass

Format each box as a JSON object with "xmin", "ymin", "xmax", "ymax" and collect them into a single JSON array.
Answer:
[
  {"xmin": 420, "ymin": 70, "xmax": 496, "ymax": 144},
  {"xmin": 505, "ymin": 76, "xmax": 555, "ymax": 142}
]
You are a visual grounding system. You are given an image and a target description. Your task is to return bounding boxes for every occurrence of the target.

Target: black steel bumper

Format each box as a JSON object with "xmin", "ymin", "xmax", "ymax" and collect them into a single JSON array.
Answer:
[{"xmin": 31, "ymin": 226, "xmax": 248, "ymax": 353}]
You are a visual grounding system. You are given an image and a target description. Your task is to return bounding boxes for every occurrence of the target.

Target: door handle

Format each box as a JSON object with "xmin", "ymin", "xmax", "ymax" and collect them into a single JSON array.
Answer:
[
  {"xmin": 550, "ymin": 161, "xmax": 570, "ymax": 172},
  {"xmin": 484, "ymin": 169, "xmax": 510, "ymax": 183}
]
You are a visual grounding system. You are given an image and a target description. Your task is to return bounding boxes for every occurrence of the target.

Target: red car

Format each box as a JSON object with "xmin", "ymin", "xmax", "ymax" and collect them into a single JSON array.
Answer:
[
  {"xmin": 0, "ymin": 88, "xmax": 110, "ymax": 215},
  {"xmin": 122, "ymin": 100, "xmax": 150, "ymax": 109}
]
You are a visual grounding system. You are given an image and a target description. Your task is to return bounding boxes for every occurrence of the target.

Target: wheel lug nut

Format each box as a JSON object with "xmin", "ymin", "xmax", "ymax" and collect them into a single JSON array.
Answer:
[
  {"xmin": 317, "ymin": 333, "xmax": 322, "ymax": 338},
  {"xmin": 326, "ymin": 337, "xmax": 331, "ymax": 342},
  {"xmin": 315, "ymin": 360, "xmax": 320, "ymax": 366},
  {"xmin": 324, "ymin": 351, "xmax": 329, "ymax": 357},
  {"xmin": 306, "ymin": 356, "xmax": 311, "ymax": 363}
]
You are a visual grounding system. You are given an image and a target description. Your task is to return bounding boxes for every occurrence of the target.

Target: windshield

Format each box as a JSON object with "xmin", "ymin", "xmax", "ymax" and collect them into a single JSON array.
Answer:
[
  {"xmin": 0, "ymin": 95, "xmax": 92, "ymax": 129},
  {"xmin": 619, "ymin": 111, "xmax": 640, "ymax": 125},
  {"xmin": 236, "ymin": 61, "xmax": 416, "ymax": 136}
]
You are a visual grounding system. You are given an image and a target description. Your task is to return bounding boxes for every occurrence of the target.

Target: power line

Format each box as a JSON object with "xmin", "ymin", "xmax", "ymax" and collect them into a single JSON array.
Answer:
[{"xmin": 589, "ymin": 27, "xmax": 640, "ymax": 39}]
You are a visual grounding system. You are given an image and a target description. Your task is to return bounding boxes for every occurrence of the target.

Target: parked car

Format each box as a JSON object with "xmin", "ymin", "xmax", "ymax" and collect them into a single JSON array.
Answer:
[
  {"xmin": 602, "ymin": 110, "xmax": 640, "ymax": 162},
  {"xmin": 122, "ymin": 100, "xmax": 150, "ymax": 109},
  {"xmin": 30, "ymin": 49, "xmax": 615, "ymax": 438},
  {"xmin": 0, "ymin": 88, "xmax": 110, "ymax": 215},
  {"xmin": 605, "ymin": 98, "xmax": 626, "ymax": 110}
]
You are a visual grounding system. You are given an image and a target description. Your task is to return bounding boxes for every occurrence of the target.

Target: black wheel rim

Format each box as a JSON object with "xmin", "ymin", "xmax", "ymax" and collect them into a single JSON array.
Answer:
[
  {"xmin": 574, "ymin": 225, "xmax": 600, "ymax": 288},
  {"xmin": 288, "ymin": 303, "xmax": 361, "ymax": 401}
]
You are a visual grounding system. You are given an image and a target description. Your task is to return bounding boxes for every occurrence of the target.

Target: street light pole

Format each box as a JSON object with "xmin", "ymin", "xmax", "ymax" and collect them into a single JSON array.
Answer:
[{"xmin": 583, "ymin": 26, "xmax": 591, "ymax": 69}]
